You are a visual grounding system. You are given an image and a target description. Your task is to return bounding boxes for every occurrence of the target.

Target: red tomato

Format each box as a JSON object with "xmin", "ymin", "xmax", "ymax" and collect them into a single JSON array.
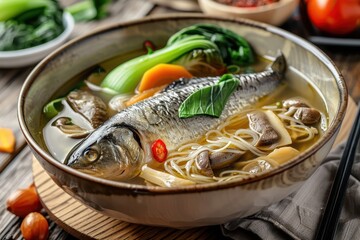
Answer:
[
  {"xmin": 151, "ymin": 139, "xmax": 168, "ymax": 163},
  {"xmin": 307, "ymin": 0, "xmax": 360, "ymax": 35}
]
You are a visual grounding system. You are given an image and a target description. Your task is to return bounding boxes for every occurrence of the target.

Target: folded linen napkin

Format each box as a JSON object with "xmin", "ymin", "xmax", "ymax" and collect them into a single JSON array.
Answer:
[{"xmin": 222, "ymin": 142, "xmax": 360, "ymax": 240}]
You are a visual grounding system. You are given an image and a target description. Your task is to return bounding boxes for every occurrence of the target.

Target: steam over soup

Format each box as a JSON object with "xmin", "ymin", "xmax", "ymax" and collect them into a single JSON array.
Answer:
[{"xmin": 41, "ymin": 24, "xmax": 328, "ymax": 187}]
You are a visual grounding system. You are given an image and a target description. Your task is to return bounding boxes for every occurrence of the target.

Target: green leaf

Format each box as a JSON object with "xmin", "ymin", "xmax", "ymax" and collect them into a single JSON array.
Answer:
[
  {"xmin": 179, "ymin": 77, "xmax": 239, "ymax": 118},
  {"xmin": 167, "ymin": 24, "xmax": 254, "ymax": 66}
]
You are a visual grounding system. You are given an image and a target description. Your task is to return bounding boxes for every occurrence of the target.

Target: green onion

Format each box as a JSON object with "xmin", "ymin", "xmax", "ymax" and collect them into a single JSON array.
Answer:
[
  {"xmin": 43, "ymin": 98, "xmax": 64, "ymax": 119},
  {"xmin": 227, "ymin": 65, "xmax": 241, "ymax": 74},
  {"xmin": 140, "ymin": 165, "xmax": 195, "ymax": 187}
]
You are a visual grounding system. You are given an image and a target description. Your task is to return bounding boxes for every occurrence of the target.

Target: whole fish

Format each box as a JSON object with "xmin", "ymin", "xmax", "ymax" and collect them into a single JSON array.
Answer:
[{"xmin": 65, "ymin": 53, "xmax": 286, "ymax": 180}]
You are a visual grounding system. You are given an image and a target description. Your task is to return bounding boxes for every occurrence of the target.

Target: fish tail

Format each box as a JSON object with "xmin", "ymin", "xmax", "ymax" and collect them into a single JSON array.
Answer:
[{"xmin": 269, "ymin": 52, "xmax": 287, "ymax": 75}]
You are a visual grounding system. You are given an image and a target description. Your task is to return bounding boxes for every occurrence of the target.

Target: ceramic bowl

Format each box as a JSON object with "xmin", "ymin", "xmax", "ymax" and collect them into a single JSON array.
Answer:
[
  {"xmin": 0, "ymin": 12, "xmax": 74, "ymax": 68},
  {"xmin": 198, "ymin": 0, "xmax": 299, "ymax": 26},
  {"xmin": 18, "ymin": 15, "xmax": 347, "ymax": 228}
]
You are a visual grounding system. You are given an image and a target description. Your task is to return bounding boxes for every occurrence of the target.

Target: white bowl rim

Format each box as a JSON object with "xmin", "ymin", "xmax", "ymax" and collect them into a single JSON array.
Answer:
[
  {"xmin": 199, "ymin": 0, "xmax": 297, "ymax": 14},
  {"xmin": 18, "ymin": 14, "xmax": 347, "ymax": 194},
  {"xmin": 0, "ymin": 12, "xmax": 74, "ymax": 58}
]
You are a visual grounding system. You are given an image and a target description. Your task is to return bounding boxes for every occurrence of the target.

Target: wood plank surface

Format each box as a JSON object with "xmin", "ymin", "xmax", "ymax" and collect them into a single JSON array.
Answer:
[
  {"xmin": 326, "ymin": 49, "xmax": 360, "ymax": 102},
  {"xmin": 0, "ymin": 68, "xmax": 32, "ymax": 172},
  {"xmin": 32, "ymin": 160, "xmax": 222, "ymax": 240}
]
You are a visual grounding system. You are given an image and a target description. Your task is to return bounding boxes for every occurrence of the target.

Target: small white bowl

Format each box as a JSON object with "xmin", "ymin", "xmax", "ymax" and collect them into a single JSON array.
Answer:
[
  {"xmin": 0, "ymin": 12, "xmax": 74, "ymax": 68},
  {"xmin": 198, "ymin": 0, "xmax": 299, "ymax": 26}
]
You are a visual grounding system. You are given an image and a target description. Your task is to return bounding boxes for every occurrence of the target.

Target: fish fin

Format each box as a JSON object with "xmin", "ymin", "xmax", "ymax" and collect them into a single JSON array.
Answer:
[{"xmin": 269, "ymin": 51, "xmax": 287, "ymax": 75}]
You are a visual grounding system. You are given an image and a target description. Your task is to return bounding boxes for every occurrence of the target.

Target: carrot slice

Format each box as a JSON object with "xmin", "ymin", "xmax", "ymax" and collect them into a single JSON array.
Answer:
[
  {"xmin": 125, "ymin": 85, "xmax": 165, "ymax": 107},
  {"xmin": 0, "ymin": 128, "xmax": 16, "ymax": 153},
  {"xmin": 138, "ymin": 64, "xmax": 193, "ymax": 93}
]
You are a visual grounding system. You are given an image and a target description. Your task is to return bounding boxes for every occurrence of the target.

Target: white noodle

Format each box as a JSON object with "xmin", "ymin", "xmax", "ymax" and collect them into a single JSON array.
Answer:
[{"xmin": 159, "ymin": 103, "xmax": 322, "ymax": 186}]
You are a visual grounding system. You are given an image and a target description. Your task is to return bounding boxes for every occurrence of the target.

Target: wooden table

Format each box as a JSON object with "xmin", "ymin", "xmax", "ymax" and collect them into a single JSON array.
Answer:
[{"xmin": 0, "ymin": 1, "xmax": 359, "ymax": 239}]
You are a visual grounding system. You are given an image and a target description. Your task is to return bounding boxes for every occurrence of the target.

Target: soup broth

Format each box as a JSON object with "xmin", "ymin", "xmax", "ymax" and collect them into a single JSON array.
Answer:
[{"xmin": 41, "ymin": 51, "xmax": 328, "ymax": 186}]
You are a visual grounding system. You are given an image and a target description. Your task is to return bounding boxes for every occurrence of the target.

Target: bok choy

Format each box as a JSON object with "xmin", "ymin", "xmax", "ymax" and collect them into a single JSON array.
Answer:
[
  {"xmin": 0, "ymin": 0, "xmax": 52, "ymax": 21},
  {"xmin": 100, "ymin": 36, "xmax": 219, "ymax": 93},
  {"xmin": 0, "ymin": 0, "xmax": 64, "ymax": 51},
  {"xmin": 100, "ymin": 24, "xmax": 254, "ymax": 94},
  {"xmin": 0, "ymin": 0, "xmax": 112, "ymax": 51},
  {"xmin": 167, "ymin": 24, "xmax": 254, "ymax": 66}
]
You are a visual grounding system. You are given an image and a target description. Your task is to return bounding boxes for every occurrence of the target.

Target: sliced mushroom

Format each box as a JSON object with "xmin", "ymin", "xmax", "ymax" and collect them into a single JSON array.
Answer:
[
  {"xmin": 209, "ymin": 151, "xmax": 243, "ymax": 170},
  {"xmin": 52, "ymin": 117, "xmax": 91, "ymax": 139},
  {"xmin": 195, "ymin": 150, "xmax": 214, "ymax": 177},
  {"xmin": 248, "ymin": 111, "xmax": 280, "ymax": 146},
  {"xmin": 282, "ymin": 97, "xmax": 309, "ymax": 109},
  {"xmin": 294, "ymin": 107, "xmax": 321, "ymax": 125},
  {"xmin": 248, "ymin": 110, "xmax": 292, "ymax": 148},
  {"xmin": 66, "ymin": 90, "xmax": 107, "ymax": 128}
]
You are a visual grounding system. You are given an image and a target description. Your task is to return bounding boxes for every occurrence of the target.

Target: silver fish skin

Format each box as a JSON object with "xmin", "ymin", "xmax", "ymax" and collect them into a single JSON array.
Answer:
[{"xmin": 65, "ymin": 53, "xmax": 286, "ymax": 180}]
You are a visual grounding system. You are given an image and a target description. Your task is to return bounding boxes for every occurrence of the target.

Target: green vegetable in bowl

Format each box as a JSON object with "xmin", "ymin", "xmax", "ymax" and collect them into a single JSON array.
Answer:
[
  {"xmin": 100, "ymin": 24, "xmax": 254, "ymax": 94},
  {"xmin": 66, "ymin": 0, "xmax": 111, "ymax": 22},
  {"xmin": 0, "ymin": 0, "xmax": 112, "ymax": 51},
  {"xmin": 0, "ymin": 0, "xmax": 64, "ymax": 51},
  {"xmin": 167, "ymin": 24, "xmax": 254, "ymax": 66},
  {"xmin": 43, "ymin": 98, "xmax": 64, "ymax": 119},
  {"xmin": 100, "ymin": 35, "xmax": 220, "ymax": 93}
]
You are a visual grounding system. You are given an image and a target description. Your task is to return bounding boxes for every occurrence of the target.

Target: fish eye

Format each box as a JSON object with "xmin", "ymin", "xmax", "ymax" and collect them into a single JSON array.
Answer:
[{"xmin": 83, "ymin": 148, "xmax": 99, "ymax": 162}]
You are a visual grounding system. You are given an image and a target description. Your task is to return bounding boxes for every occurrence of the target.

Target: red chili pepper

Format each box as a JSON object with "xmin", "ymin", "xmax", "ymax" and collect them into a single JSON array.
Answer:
[
  {"xmin": 151, "ymin": 139, "xmax": 168, "ymax": 163},
  {"xmin": 143, "ymin": 40, "xmax": 156, "ymax": 54}
]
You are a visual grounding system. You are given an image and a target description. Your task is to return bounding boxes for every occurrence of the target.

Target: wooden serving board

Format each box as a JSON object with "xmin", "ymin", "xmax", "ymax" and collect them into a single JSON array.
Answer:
[{"xmin": 32, "ymin": 98, "xmax": 356, "ymax": 240}]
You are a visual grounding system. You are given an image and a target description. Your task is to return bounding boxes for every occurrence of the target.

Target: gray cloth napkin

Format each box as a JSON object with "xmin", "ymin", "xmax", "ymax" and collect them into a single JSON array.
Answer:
[{"xmin": 222, "ymin": 142, "xmax": 360, "ymax": 240}]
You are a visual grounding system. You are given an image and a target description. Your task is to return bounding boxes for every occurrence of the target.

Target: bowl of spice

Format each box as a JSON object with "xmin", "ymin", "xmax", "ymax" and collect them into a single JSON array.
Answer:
[{"xmin": 198, "ymin": 0, "xmax": 299, "ymax": 26}]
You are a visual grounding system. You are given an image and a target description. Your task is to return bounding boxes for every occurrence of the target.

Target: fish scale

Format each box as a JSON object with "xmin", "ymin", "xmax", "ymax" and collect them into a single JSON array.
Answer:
[
  {"xmin": 66, "ymin": 53, "xmax": 286, "ymax": 179},
  {"xmin": 106, "ymin": 53, "xmax": 285, "ymax": 151}
]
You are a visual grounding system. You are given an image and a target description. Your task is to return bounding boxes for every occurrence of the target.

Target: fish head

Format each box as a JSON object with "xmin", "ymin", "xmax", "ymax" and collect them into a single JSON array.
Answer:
[{"xmin": 65, "ymin": 125, "xmax": 144, "ymax": 181}]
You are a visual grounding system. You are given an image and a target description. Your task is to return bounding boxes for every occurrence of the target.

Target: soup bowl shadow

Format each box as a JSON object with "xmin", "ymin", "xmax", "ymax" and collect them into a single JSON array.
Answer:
[{"xmin": 18, "ymin": 14, "xmax": 347, "ymax": 228}]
